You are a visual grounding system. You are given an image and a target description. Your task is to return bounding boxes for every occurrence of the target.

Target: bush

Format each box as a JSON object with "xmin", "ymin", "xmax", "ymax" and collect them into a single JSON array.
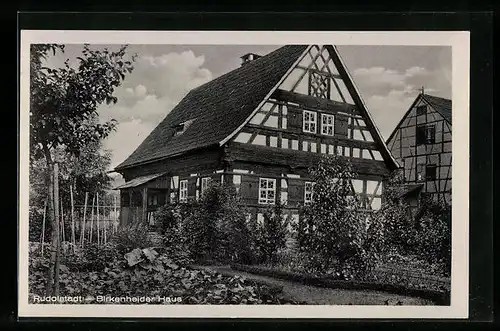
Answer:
[
  {"xmin": 254, "ymin": 202, "xmax": 290, "ymax": 264},
  {"xmin": 110, "ymin": 222, "xmax": 155, "ymax": 255},
  {"xmin": 374, "ymin": 171, "xmax": 452, "ymax": 277},
  {"xmin": 298, "ymin": 155, "xmax": 378, "ymax": 280},
  {"xmin": 410, "ymin": 196, "xmax": 451, "ymax": 275},
  {"xmin": 183, "ymin": 182, "xmax": 250, "ymax": 263}
]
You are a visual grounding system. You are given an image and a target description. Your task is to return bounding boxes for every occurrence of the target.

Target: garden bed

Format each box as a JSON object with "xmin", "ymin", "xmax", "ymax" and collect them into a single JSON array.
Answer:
[
  {"xmin": 230, "ymin": 263, "xmax": 450, "ymax": 305},
  {"xmin": 29, "ymin": 243, "xmax": 299, "ymax": 305}
]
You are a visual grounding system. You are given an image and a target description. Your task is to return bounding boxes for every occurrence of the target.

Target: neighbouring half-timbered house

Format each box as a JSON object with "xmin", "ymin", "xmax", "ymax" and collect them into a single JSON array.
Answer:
[
  {"xmin": 113, "ymin": 45, "xmax": 400, "ymax": 226},
  {"xmin": 386, "ymin": 92, "xmax": 452, "ymax": 205}
]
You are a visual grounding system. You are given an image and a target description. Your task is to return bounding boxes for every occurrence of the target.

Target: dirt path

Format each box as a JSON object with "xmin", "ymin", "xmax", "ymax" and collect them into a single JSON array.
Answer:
[{"xmin": 193, "ymin": 265, "xmax": 434, "ymax": 305}]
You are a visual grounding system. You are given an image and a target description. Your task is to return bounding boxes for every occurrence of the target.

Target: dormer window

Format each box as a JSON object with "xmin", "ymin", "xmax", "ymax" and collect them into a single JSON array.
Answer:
[
  {"xmin": 172, "ymin": 118, "xmax": 196, "ymax": 137},
  {"xmin": 173, "ymin": 123, "xmax": 185, "ymax": 136},
  {"xmin": 240, "ymin": 53, "xmax": 262, "ymax": 66}
]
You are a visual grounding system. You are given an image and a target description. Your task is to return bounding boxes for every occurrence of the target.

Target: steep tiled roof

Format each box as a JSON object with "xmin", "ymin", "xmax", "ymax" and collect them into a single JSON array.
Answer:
[
  {"xmin": 423, "ymin": 94, "xmax": 452, "ymax": 124},
  {"xmin": 115, "ymin": 45, "xmax": 308, "ymax": 170}
]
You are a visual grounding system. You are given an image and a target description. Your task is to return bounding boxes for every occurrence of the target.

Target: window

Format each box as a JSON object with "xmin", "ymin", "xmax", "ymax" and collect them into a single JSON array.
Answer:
[
  {"xmin": 304, "ymin": 182, "xmax": 315, "ymax": 203},
  {"xmin": 416, "ymin": 124, "xmax": 436, "ymax": 145},
  {"xmin": 258, "ymin": 178, "xmax": 276, "ymax": 204},
  {"xmin": 416, "ymin": 105, "xmax": 427, "ymax": 116},
  {"xmin": 147, "ymin": 194, "xmax": 158, "ymax": 206},
  {"xmin": 321, "ymin": 114, "xmax": 335, "ymax": 136},
  {"xmin": 425, "ymin": 164, "xmax": 437, "ymax": 180},
  {"xmin": 179, "ymin": 180, "xmax": 188, "ymax": 202},
  {"xmin": 201, "ymin": 177, "xmax": 210, "ymax": 195},
  {"xmin": 303, "ymin": 110, "xmax": 317, "ymax": 133},
  {"xmin": 173, "ymin": 123, "xmax": 185, "ymax": 136}
]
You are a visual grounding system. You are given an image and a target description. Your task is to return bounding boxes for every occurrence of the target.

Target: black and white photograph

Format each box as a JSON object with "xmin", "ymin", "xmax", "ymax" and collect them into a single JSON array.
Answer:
[{"xmin": 19, "ymin": 30, "xmax": 470, "ymax": 319}]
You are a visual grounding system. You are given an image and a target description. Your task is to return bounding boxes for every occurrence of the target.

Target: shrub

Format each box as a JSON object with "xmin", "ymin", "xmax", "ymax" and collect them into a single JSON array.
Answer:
[
  {"xmin": 183, "ymin": 181, "xmax": 250, "ymax": 263},
  {"xmin": 254, "ymin": 202, "xmax": 290, "ymax": 264},
  {"xmin": 410, "ymin": 196, "xmax": 451, "ymax": 276},
  {"xmin": 374, "ymin": 171, "xmax": 452, "ymax": 277},
  {"xmin": 110, "ymin": 222, "xmax": 155, "ymax": 255},
  {"xmin": 299, "ymin": 155, "xmax": 378, "ymax": 280}
]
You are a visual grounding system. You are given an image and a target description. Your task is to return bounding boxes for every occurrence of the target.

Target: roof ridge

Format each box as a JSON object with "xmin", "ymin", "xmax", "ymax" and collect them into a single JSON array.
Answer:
[{"xmin": 423, "ymin": 93, "xmax": 451, "ymax": 102}]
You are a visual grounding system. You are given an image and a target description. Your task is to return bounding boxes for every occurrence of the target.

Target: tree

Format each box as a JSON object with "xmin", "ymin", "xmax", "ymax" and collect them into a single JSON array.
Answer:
[
  {"xmin": 30, "ymin": 44, "xmax": 136, "ymax": 295},
  {"xmin": 299, "ymin": 155, "xmax": 373, "ymax": 279}
]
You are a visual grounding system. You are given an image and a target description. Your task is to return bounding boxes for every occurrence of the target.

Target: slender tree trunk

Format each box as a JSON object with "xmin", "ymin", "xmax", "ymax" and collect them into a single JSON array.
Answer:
[
  {"xmin": 40, "ymin": 199, "xmax": 47, "ymax": 256},
  {"xmin": 45, "ymin": 161, "xmax": 56, "ymax": 296},
  {"xmin": 45, "ymin": 152, "xmax": 61, "ymax": 296}
]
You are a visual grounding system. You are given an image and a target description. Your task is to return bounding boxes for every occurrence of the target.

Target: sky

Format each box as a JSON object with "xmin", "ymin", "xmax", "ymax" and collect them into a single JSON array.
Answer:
[{"xmin": 43, "ymin": 44, "xmax": 451, "ymax": 172}]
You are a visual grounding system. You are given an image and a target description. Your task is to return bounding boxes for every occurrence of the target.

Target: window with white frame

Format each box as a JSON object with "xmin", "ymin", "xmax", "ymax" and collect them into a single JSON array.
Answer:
[
  {"xmin": 303, "ymin": 110, "xmax": 317, "ymax": 133},
  {"xmin": 179, "ymin": 180, "xmax": 188, "ymax": 202},
  {"xmin": 321, "ymin": 113, "xmax": 335, "ymax": 136},
  {"xmin": 304, "ymin": 181, "xmax": 315, "ymax": 203},
  {"xmin": 259, "ymin": 178, "xmax": 276, "ymax": 204},
  {"xmin": 200, "ymin": 177, "xmax": 210, "ymax": 195}
]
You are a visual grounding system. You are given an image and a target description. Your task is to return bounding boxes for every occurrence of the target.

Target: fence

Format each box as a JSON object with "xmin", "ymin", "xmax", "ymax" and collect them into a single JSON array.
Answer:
[{"xmin": 39, "ymin": 190, "xmax": 120, "ymax": 254}]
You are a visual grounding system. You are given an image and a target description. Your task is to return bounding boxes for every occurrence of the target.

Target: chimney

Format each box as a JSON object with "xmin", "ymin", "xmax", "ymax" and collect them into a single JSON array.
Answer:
[{"xmin": 240, "ymin": 53, "xmax": 262, "ymax": 66}]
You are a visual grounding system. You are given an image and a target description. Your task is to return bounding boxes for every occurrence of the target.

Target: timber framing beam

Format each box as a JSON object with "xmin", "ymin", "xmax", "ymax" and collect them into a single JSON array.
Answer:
[
  {"xmin": 245, "ymin": 124, "xmax": 379, "ymax": 150},
  {"xmin": 271, "ymin": 89, "xmax": 357, "ymax": 115},
  {"xmin": 224, "ymin": 142, "xmax": 391, "ymax": 177}
]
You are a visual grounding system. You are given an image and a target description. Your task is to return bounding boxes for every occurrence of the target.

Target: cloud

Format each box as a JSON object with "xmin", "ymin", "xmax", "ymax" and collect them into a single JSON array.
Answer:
[
  {"xmin": 353, "ymin": 65, "xmax": 450, "ymax": 98},
  {"xmin": 96, "ymin": 50, "xmax": 213, "ymax": 169},
  {"xmin": 102, "ymin": 119, "xmax": 156, "ymax": 169},
  {"xmin": 352, "ymin": 65, "xmax": 451, "ymax": 140},
  {"xmin": 353, "ymin": 67, "xmax": 451, "ymax": 140}
]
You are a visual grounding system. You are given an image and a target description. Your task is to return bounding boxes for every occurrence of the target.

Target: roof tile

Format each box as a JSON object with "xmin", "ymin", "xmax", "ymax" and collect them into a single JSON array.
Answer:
[{"xmin": 115, "ymin": 45, "xmax": 307, "ymax": 170}]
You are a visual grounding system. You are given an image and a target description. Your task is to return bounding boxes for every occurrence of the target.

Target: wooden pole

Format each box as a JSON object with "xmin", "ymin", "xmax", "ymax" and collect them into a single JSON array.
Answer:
[
  {"xmin": 89, "ymin": 195, "xmax": 95, "ymax": 243},
  {"xmin": 114, "ymin": 194, "xmax": 117, "ymax": 234},
  {"xmin": 80, "ymin": 192, "xmax": 88, "ymax": 248},
  {"xmin": 103, "ymin": 196, "xmax": 107, "ymax": 244},
  {"xmin": 53, "ymin": 162, "xmax": 61, "ymax": 295},
  {"xmin": 70, "ymin": 183, "xmax": 76, "ymax": 252},
  {"xmin": 40, "ymin": 199, "xmax": 47, "ymax": 255},
  {"xmin": 60, "ymin": 197, "xmax": 65, "ymax": 253},
  {"xmin": 97, "ymin": 192, "xmax": 100, "ymax": 246}
]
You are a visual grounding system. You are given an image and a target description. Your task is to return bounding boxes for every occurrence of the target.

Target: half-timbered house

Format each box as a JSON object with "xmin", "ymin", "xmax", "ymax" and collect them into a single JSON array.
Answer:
[
  {"xmin": 113, "ymin": 45, "xmax": 400, "ymax": 226},
  {"xmin": 386, "ymin": 92, "xmax": 452, "ymax": 205}
]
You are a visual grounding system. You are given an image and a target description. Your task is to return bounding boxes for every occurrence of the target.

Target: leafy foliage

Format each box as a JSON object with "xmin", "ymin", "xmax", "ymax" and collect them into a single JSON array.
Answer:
[
  {"xmin": 110, "ymin": 223, "xmax": 155, "ymax": 256},
  {"xmin": 371, "ymin": 170, "xmax": 451, "ymax": 276},
  {"xmin": 30, "ymin": 44, "xmax": 136, "ymax": 159},
  {"xmin": 183, "ymin": 182, "xmax": 249, "ymax": 262},
  {"xmin": 298, "ymin": 155, "xmax": 377, "ymax": 280},
  {"xmin": 409, "ymin": 196, "xmax": 451, "ymax": 276},
  {"xmin": 254, "ymin": 202, "xmax": 290, "ymax": 264},
  {"xmin": 28, "ymin": 243, "xmax": 294, "ymax": 305}
]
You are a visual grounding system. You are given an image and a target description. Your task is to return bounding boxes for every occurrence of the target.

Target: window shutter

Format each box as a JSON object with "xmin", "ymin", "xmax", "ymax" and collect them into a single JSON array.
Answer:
[
  {"xmin": 287, "ymin": 178, "xmax": 303, "ymax": 206},
  {"xmin": 334, "ymin": 114, "xmax": 348, "ymax": 137},
  {"xmin": 239, "ymin": 175, "xmax": 259, "ymax": 205},
  {"xmin": 287, "ymin": 106, "xmax": 302, "ymax": 133},
  {"xmin": 187, "ymin": 178, "xmax": 197, "ymax": 197}
]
